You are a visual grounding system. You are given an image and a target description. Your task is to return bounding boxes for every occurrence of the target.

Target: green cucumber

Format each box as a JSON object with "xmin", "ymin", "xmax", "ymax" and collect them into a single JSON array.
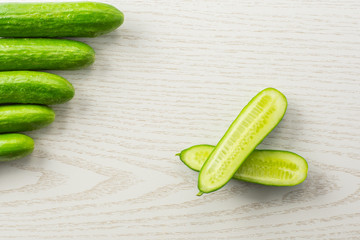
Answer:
[
  {"xmin": 0, "ymin": 105, "xmax": 55, "ymax": 133},
  {"xmin": 178, "ymin": 145, "xmax": 308, "ymax": 186},
  {"xmin": 0, "ymin": 2, "xmax": 124, "ymax": 37},
  {"xmin": 198, "ymin": 88, "xmax": 287, "ymax": 195},
  {"xmin": 0, "ymin": 38, "xmax": 95, "ymax": 71},
  {"xmin": 0, "ymin": 71, "xmax": 75, "ymax": 105},
  {"xmin": 0, "ymin": 133, "xmax": 34, "ymax": 162}
]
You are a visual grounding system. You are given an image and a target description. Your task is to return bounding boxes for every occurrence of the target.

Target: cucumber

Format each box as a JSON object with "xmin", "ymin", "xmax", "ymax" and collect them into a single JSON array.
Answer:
[
  {"xmin": 198, "ymin": 88, "xmax": 287, "ymax": 195},
  {"xmin": 0, "ymin": 105, "xmax": 55, "ymax": 133},
  {"xmin": 0, "ymin": 2, "xmax": 124, "ymax": 37},
  {"xmin": 0, "ymin": 133, "xmax": 34, "ymax": 162},
  {"xmin": 0, "ymin": 71, "xmax": 75, "ymax": 105},
  {"xmin": 0, "ymin": 38, "xmax": 95, "ymax": 71},
  {"xmin": 178, "ymin": 145, "xmax": 308, "ymax": 186}
]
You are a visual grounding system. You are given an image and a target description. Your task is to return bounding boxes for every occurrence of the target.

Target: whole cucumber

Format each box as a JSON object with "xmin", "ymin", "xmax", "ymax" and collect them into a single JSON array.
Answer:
[
  {"xmin": 0, "ymin": 71, "xmax": 75, "ymax": 105},
  {"xmin": 0, "ymin": 105, "xmax": 55, "ymax": 133},
  {"xmin": 0, "ymin": 2, "xmax": 124, "ymax": 37},
  {"xmin": 0, "ymin": 133, "xmax": 34, "ymax": 162},
  {"xmin": 0, "ymin": 38, "xmax": 95, "ymax": 71}
]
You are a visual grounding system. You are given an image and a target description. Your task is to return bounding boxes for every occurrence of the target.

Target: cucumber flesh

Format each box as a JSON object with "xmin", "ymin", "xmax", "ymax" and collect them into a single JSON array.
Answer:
[
  {"xmin": 178, "ymin": 145, "xmax": 308, "ymax": 186},
  {"xmin": 0, "ymin": 133, "xmax": 34, "ymax": 161},
  {"xmin": 198, "ymin": 88, "xmax": 287, "ymax": 194}
]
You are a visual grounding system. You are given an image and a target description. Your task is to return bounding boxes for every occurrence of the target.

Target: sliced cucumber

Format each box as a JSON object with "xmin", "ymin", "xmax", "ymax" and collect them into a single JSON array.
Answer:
[
  {"xmin": 178, "ymin": 145, "xmax": 308, "ymax": 186},
  {"xmin": 198, "ymin": 88, "xmax": 287, "ymax": 195}
]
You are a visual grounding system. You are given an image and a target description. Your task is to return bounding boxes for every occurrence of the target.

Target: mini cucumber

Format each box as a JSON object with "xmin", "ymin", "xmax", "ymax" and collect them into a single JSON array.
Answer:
[
  {"xmin": 198, "ymin": 88, "xmax": 287, "ymax": 195},
  {"xmin": 178, "ymin": 145, "xmax": 308, "ymax": 186},
  {"xmin": 0, "ymin": 105, "xmax": 55, "ymax": 133},
  {"xmin": 0, "ymin": 71, "xmax": 74, "ymax": 105},
  {"xmin": 0, "ymin": 133, "xmax": 34, "ymax": 162},
  {"xmin": 0, "ymin": 38, "xmax": 95, "ymax": 71},
  {"xmin": 0, "ymin": 2, "xmax": 124, "ymax": 37}
]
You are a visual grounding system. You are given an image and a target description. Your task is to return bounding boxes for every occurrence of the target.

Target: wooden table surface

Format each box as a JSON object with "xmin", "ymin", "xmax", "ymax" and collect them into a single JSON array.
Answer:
[{"xmin": 1, "ymin": 0, "xmax": 359, "ymax": 239}]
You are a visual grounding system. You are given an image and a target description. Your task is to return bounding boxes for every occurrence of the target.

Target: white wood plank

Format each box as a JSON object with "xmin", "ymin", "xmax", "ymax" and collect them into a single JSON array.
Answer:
[{"xmin": 0, "ymin": 0, "xmax": 359, "ymax": 239}]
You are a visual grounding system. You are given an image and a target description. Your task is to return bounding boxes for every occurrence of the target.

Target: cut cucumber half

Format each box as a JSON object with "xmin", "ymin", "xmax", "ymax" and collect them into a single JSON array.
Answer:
[
  {"xmin": 198, "ymin": 88, "xmax": 287, "ymax": 195},
  {"xmin": 178, "ymin": 145, "xmax": 308, "ymax": 186}
]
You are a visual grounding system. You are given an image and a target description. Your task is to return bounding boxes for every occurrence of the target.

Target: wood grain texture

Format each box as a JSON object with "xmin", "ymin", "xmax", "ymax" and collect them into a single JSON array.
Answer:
[{"xmin": 0, "ymin": 0, "xmax": 359, "ymax": 239}]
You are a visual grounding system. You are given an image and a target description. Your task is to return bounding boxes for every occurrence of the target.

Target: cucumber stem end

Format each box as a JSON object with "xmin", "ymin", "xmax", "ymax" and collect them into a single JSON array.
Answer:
[{"xmin": 197, "ymin": 191, "xmax": 204, "ymax": 196}]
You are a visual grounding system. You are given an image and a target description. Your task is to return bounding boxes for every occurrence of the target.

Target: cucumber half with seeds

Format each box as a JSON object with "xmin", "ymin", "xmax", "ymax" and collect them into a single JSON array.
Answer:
[
  {"xmin": 0, "ymin": 133, "xmax": 34, "ymax": 162},
  {"xmin": 198, "ymin": 88, "xmax": 287, "ymax": 195},
  {"xmin": 178, "ymin": 145, "xmax": 308, "ymax": 186}
]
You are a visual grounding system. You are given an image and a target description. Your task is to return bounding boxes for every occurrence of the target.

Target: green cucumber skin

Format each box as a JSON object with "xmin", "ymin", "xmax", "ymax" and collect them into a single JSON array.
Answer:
[
  {"xmin": 0, "ymin": 71, "xmax": 74, "ymax": 105},
  {"xmin": 0, "ymin": 2, "xmax": 124, "ymax": 37},
  {"xmin": 179, "ymin": 145, "xmax": 308, "ymax": 186},
  {"xmin": 0, "ymin": 105, "xmax": 55, "ymax": 133},
  {"xmin": 0, "ymin": 38, "xmax": 95, "ymax": 71},
  {"xmin": 198, "ymin": 88, "xmax": 288, "ymax": 194},
  {"xmin": 0, "ymin": 133, "xmax": 34, "ymax": 162}
]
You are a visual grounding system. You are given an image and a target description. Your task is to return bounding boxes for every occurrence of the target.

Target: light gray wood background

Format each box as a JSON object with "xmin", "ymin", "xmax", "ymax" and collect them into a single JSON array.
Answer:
[{"xmin": 0, "ymin": 0, "xmax": 359, "ymax": 239}]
